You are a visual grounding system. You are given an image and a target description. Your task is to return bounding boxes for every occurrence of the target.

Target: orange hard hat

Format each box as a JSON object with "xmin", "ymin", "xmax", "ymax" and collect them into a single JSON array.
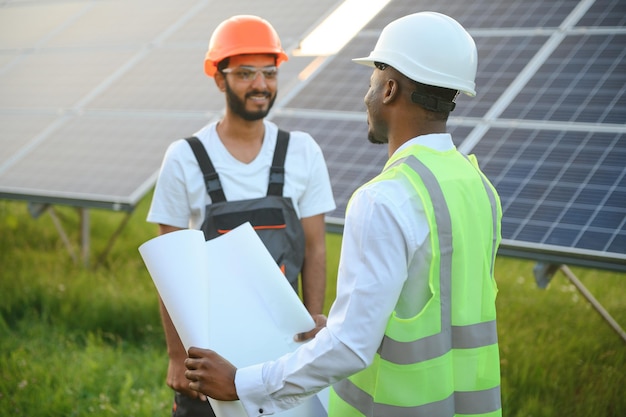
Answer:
[{"xmin": 204, "ymin": 15, "xmax": 289, "ymax": 78}]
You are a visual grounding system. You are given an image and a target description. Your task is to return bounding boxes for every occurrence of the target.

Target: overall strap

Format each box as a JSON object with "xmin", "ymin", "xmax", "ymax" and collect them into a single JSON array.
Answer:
[
  {"xmin": 267, "ymin": 129, "xmax": 290, "ymax": 196},
  {"xmin": 185, "ymin": 137, "xmax": 227, "ymax": 203}
]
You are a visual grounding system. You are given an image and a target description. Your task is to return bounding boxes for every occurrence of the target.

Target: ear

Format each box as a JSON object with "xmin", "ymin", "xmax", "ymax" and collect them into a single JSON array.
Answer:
[
  {"xmin": 382, "ymin": 78, "xmax": 400, "ymax": 104},
  {"xmin": 214, "ymin": 72, "xmax": 226, "ymax": 92}
]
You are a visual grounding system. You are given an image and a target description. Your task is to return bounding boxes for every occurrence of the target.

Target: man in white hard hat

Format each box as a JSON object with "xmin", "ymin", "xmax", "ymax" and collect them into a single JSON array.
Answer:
[{"xmin": 183, "ymin": 11, "xmax": 503, "ymax": 417}]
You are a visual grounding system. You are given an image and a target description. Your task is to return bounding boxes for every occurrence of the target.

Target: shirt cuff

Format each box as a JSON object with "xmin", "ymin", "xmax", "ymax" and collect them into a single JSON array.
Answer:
[{"xmin": 236, "ymin": 363, "xmax": 275, "ymax": 417}]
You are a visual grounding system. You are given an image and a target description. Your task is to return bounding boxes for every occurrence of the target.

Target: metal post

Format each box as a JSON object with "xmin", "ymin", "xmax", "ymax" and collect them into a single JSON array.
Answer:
[
  {"xmin": 560, "ymin": 264, "xmax": 626, "ymax": 343},
  {"xmin": 79, "ymin": 208, "xmax": 90, "ymax": 267},
  {"xmin": 95, "ymin": 211, "xmax": 132, "ymax": 267},
  {"xmin": 47, "ymin": 206, "xmax": 78, "ymax": 263}
]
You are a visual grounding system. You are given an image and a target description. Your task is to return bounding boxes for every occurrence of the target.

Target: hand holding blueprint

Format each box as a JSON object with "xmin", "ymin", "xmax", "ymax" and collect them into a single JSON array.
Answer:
[{"xmin": 138, "ymin": 222, "xmax": 327, "ymax": 417}]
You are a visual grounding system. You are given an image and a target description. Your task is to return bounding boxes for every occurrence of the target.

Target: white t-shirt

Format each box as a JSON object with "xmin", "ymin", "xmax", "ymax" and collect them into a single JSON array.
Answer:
[{"xmin": 147, "ymin": 120, "xmax": 336, "ymax": 229}]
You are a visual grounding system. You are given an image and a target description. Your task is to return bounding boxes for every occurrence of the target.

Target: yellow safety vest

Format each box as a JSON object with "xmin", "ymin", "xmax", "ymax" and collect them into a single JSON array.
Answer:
[{"xmin": 329, "ymin": 144, "xmax": 502, "ymax": 417}]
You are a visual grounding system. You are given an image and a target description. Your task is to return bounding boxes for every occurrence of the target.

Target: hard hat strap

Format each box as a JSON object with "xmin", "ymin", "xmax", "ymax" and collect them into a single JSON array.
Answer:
[{"xmin": 411, "ymin": 91, "xmax": 456, "ymax": 113}]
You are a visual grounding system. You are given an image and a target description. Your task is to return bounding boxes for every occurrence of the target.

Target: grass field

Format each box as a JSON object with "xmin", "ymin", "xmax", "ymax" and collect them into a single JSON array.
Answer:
[{"xmin": 1, "ymin": 195, "xmax": 624, "ymax": 417}]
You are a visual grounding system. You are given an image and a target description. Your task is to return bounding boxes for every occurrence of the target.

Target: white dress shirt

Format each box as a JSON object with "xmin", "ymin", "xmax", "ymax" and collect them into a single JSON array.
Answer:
[{"xmin": 235, "ymin": 134, "xmax": 457, "ymax": 416}]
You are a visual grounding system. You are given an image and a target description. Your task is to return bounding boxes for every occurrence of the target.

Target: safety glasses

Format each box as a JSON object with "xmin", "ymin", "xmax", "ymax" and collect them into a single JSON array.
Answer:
[{"xmin": 221, "ymin": 65, "xmax": 278, "ymax": 81}]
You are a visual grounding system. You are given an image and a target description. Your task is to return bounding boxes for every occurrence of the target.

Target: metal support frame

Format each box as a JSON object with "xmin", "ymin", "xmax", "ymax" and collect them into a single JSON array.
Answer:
[
  {"xmin": 533, "ymin": 262, "xmax": 626, "ymax": 343},
  {"xmin": 80, "ymin": 208, "xmax": 90, "ymax": 266},
  {"xmin": 94, "ymin": 211, "xmax": 133, "ymax": 268},
  {"xmin": 46, "ymin": 206, "xmax": 79, "ymax": 263},
  {"xmin": 28, "ymin": 202, "xmax": 132, "ymax": 268}
]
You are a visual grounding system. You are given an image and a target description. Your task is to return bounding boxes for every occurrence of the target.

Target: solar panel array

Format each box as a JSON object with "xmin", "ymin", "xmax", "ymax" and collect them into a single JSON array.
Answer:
[
  {"xmin": 0, "ymin": 0, "xmax": 342, "ymax": 210},
  {"xmin": 270, "ymin": 0, "xmax": 626, "ymax": 271},
  {"xmin": 0, "ymin": 0, "xmax": 624, "ymax": 271}
]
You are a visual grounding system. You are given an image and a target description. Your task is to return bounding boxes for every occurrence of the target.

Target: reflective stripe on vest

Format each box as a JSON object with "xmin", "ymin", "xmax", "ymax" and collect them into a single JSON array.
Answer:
[
  {"xmin": 331, "ymin": 151, "xmax": 502, "ymax": 417},
  {"xmin": 333, "ymin": 378, "xmax": 501, "ymax": 417}
]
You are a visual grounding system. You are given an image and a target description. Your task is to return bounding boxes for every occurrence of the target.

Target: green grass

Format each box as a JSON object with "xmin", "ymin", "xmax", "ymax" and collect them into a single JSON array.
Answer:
[{"xmin": 1, "ymin": 196, "xmax": 624, "ymax": 416}]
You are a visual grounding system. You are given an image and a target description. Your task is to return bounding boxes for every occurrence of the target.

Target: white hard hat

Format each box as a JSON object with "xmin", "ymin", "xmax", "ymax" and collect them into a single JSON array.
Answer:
[{"xmin": 353, "ymin": 12, "xmax": 478, "ymax": 96}]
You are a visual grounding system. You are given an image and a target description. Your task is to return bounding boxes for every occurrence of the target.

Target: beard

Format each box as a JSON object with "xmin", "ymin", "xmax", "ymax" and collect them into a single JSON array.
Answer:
[
  {"xmin": 368, "ymin": 131, "xmax": 388, "ymax": 144},
  {"xmin": 366, "ymin": 118, "xmax": 388, "ymax": 144},
  {"xmin": 224, "ymin": 81, "xmax": 276, "ymax": 121}
]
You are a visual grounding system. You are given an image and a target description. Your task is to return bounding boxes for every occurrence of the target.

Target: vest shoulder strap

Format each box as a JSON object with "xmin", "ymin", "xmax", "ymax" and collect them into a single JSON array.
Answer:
[
  {"xmin": 267, "ymin": 129, "xmax": 290, "ymax": 196},
  {"xmin": 185, "ymin": 129, "xmax": 290, "ymax": 201},
  {"xmin": 184, "ymin": 136, "xmax": 226, "ymax": 203}
]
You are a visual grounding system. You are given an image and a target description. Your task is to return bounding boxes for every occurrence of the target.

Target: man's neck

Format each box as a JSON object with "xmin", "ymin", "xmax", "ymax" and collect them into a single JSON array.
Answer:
[
  {"xmin": 387, "ymin": 119, "xmax": 447, "ymax": 157},
  {"xmin": 216, "ymin": 117, "xmax": 266, "ymax": 163}
]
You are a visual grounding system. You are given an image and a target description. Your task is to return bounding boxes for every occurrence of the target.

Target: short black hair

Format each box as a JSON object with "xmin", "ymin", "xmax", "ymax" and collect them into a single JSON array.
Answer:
[
  {"xmin": 414, "ymin": 81, "xmax": 457, "ymax": 103},
  {"xmin": 217, "ymin": 58, "xmax": 230, "ymax": 73}
]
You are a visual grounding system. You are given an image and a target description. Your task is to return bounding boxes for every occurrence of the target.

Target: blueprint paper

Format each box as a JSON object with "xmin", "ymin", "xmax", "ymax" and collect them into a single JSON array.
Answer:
[
  {"xmin": 139, "ymin": 222, "xmax": 327, "ymax": 417},
  {"xmin": 139, "ymin": 228, "xmax": 210, "ymax": 351}
]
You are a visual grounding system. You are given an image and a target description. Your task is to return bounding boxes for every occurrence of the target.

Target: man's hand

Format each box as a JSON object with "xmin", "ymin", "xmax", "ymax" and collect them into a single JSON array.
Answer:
[
  {"xmin": 184, "ymin": 347, "xmax": 239, "ymax": 401},
  {"xmin": 167, "ymin": 357, "xmax": 205, "ymax": 400},
  {"xmin": 294, "ymin": 314, "xmax": 327, "ymax": 342}
]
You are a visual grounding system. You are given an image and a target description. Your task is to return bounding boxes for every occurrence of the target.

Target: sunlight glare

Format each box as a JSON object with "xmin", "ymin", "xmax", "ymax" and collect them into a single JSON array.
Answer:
[{"xmin": 293, "ymin": 0, "xmax": 391, "ymax": 56}]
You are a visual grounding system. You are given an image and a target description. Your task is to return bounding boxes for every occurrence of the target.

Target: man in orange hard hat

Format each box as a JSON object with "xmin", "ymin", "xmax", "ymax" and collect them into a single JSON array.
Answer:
[{"xmin": 147, "ymin": 15, "xmax": 335, "ymax": 417}]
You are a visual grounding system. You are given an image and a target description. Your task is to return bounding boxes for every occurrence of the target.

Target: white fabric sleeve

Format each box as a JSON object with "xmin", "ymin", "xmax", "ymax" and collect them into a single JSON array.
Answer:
[
  {"xmin": 147, "ymin": 139, "xmax": 194, "ymax": 228},
  {"xmin": 235, "ymin": 180, "xmax": 415, "ymax": 414},
  {"xmin": 236, "ymin": 363, "xmax": 273, "ymax": 416}
]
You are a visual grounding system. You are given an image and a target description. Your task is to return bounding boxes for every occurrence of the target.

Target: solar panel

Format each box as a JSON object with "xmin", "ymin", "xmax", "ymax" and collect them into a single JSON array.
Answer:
[
  {"xmin": 501, "ymin": 34, "xmax": 626, "ymax": 124},
  {"xmin": 0, "ymin": 0, "xmax": 343, "ymax": 263},
  {"xmin": 269, "ymin": 0, "xmax": 626, "ymax": 271},
  {"xmin": 475, "ymin": 128, "xmax": 625, "ymax": 269},
  {"xmin": 0, "ymin": 113, "xmax": 208, "ymax": 210},
  {"xmin": 0, "ymin": 0, "xmax": 343, "ymax": 212},
  {"xmin": 0, "ymin": 0, "xmax": 624, "ymax": 272}
]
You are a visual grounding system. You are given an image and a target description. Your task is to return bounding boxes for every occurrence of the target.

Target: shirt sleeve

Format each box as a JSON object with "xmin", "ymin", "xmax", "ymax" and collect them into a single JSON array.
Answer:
[
  {"xmin": 147, "ymin": 140, "xmax": 197, "ymax": 228},
  {"xmin": 235, "ymin": 180, "xmax": 413, "ymax": 416}
]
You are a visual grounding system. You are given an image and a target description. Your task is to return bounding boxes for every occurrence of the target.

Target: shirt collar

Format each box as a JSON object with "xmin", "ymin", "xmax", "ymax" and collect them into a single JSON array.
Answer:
[{"xmin": 393, "ymin": 133, "xmax": 455, "ymax": 157}]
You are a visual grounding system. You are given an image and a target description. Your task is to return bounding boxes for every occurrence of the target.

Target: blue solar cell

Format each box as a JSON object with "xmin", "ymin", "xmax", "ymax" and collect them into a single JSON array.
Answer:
[
  {"xmin": 501, "ymin": 220, "xmax": 523, "ymax": 240},
  {"xmin": 577, "ymin": 0, "xmax": 626, "ymax": 27},
  {"xmin": 517, "ymin": 224, "xmax": 552, "ymax": 243},
  {"xmin": 607, "ymin": 234, "xmax": 626, "ymax": 255},
  {"xmin": 575, "ymin": 187, "xmax": 615, "ymax": 205},
  {"xmin": 561, "ymin": 166, "xmax": 594, "ymax": 184},
  {"xmin": 492, "ymin": 178, "xmax": 522, "ymax": 200},
  {"xmin": 565, "ymin": 207, "xmax": 598, "ymax": 226},
  {"xmin": 589, "ymin": 209, "xmax": 625, "ymax": 229},
  {"xmin": 544, "ymin": 226, "xmax": 582, "ymax": 248},
  {"xmin": 506, "ymin": 201, "xmax": 537, "ymax": 220},
  {"xmin": 589, "ymin": 167, "xmax": 623, "ymax": 186},
  {"xmin": 533, "ymin": 204, "xmax": 566, "ymax": 223},
  {"xmin": 539, "ymin": 164, "xmax": 570, "ymax": 180},
  {"xmin": 577, "ymin": 230, "xmax": 616, "ymax": 252},
  {"xmin": 517, "ymin": 183, "xmax": 550, "ymax": 201},
  {"xmin": 605, "ymin": 190, "xmax": 626, "ymax": 209}
]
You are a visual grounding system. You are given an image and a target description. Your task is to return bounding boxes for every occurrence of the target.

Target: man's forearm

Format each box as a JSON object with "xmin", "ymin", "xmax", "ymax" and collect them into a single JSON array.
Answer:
[
  {"xmin": 300, "ymin": 214, "xmax": 328, "ymax": 315},
  {"xmin": 301, "ymin": 245, "xmax": 326, "ymax": 315},
  {"xmin": 159, "ymin": 298, "xmax": 187, "ymax": 359}
]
